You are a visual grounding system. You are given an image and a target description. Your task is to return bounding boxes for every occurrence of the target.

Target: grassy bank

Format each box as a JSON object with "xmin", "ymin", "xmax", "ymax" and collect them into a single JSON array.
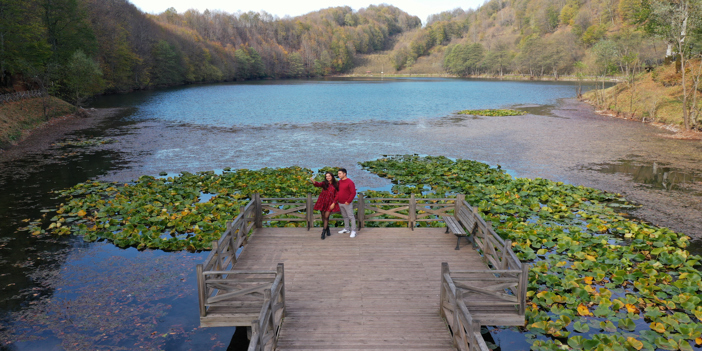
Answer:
[
  {"xmin": 583, "ymin": 62, "xmax": 702, "ymax": 129},
  {"xmin": 0, "ymin": 97, "xmax": 76, "ymax": 149}
]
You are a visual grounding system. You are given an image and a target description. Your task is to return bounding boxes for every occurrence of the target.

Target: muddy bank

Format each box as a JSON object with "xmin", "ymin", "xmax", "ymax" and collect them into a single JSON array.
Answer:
[{"xmin": 0, "ymin": 107, "xmax": 126, "ymax": 163}]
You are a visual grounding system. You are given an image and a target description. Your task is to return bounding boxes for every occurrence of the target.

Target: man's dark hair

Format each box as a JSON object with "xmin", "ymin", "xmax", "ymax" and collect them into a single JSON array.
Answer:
[{"xmin": 338, "ymin": 168, "xmax": 347, "ymax": 175}]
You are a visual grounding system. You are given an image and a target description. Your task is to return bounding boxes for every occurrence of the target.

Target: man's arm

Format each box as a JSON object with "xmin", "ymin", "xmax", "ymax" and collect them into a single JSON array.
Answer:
[{"xmin": 348, "ymin": 181, "xmax": 356, "ymax": 204}]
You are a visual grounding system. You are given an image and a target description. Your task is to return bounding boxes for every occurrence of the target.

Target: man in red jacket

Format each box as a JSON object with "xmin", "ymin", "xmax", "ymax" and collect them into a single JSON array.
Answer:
[{"xmin": 336, "ymin": 168, "xmax": 357, "ymax": 238}]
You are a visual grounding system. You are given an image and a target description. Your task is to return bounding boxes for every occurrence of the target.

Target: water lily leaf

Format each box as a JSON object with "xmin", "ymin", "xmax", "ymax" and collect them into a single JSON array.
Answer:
[
  {"xmin": 577, "ymin": 304, "xmax": 592, "ymax": 317},
  {"xmin": 627, "ymin": 337, "xmax": 644, "ymax": 350},
  {"xmin": 618, "ymin": 318, "xmax": 636, "ymax": 331},
  {"xmin": 568, "ymin": 336, "xmax": 584, "ymax": 349},
  {"xmin": 573, "ymin": 321, "xmax": 590, "ymax": 333},
  {"xmin": 650, "ymin": 322, "xmax": 666, "ymax": 334},
  {"xmin": 655, "ymin": 337, "xmax": 678, "ymax": 350},
  {"xmin": 625, "ymin": 304, "xmax": 639, "ymax": 314}
]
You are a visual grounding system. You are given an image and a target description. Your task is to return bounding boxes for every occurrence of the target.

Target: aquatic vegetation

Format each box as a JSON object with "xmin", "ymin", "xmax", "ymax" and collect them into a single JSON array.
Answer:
[
  {"xmin": 457, "ymin": 109, "xmax": 527, "ymax": 116},
  {"xmin": 360, "ymin": 155, "xmax": 702, "ymax": 351},
  {"xmin": 52, "ymin": 137, "xmax": 115, "ymax": 148},
  {"xmin": 21, "ymin": 167, "xmax": 318, "ymax": 251}
]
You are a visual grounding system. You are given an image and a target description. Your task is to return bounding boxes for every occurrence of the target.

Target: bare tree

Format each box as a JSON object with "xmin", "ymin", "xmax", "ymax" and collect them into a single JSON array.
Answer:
[{"xmin": 650, "ymin": 0, "xmax": 702, "ymax": 130}]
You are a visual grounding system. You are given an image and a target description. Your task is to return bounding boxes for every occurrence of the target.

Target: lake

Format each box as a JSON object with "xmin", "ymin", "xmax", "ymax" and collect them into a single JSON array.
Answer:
[
  {"xmin": 1, "ymin": 78, "xmax": 701, "ymax": 351},
  {"xmin": 91, "ymin": 78, "xmax": 587, "ymax": 126}
]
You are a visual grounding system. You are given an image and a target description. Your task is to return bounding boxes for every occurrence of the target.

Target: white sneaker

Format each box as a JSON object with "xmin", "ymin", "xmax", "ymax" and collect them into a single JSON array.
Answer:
[
  {"xmin": 338, "ymin": 229, "xmax": 350, "ymax": 234},
  {"xmin": 350, "ymin": 231, "xmax": 357, "ymax": 238}
]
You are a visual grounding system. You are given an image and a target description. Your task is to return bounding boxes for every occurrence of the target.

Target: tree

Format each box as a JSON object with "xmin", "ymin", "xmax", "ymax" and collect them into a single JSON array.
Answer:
[
  {"xmin": 151, "ymin": 40, "xmax": 183, "ymax": 86},
  {"xmin": 64, "ymin": 49, "xmax": 103, "ymax": 105},
  {"xmin": 0, "ymin": 0, "xmax": 50, "ymax": 84},
  {"xmin": 42, "ymin": 0, "xmax": 97, "ymax": 65},
  {"xmin": 287, "ymin": 52, "xmax": 304, "ymax": 77},
  {"xmin": 648, "ymin": 0, "xmax": 702, "ymax": 130}
]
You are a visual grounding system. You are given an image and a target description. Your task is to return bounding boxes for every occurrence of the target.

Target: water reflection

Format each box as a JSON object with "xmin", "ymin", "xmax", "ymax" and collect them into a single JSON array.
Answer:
[{"xmin": 593, "ymin": 160, "xmax": 702, "ymax": 192}]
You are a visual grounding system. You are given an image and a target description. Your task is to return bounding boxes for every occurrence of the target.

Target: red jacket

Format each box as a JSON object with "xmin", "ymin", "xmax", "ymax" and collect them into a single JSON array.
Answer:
[{"xmin": 336, "ymin": 178, "xmax": 356, "ymax": 204}]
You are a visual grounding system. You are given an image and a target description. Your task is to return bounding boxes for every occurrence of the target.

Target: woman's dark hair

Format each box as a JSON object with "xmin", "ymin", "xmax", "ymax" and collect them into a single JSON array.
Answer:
[{"xmin": 321, "ymin": 172, "xmax": 338, "ymax": 190}]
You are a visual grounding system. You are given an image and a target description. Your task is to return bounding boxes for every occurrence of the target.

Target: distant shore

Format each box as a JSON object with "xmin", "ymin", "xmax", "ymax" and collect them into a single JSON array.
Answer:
[{"xmin": 336, "ymin": 73, "xmax": 623, "ymax": 83}]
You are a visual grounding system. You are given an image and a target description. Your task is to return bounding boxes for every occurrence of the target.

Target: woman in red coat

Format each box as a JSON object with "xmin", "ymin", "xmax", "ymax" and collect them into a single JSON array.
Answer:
[{"xmin": 310, "ymin": 172, "xmax": 340, "ymax": 240}]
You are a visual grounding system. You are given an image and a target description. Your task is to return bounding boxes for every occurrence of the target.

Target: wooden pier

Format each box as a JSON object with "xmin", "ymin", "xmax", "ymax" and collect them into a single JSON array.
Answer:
[{"xmin": 196, "ymin": 195, "xmax": 529, "ymax": 351}]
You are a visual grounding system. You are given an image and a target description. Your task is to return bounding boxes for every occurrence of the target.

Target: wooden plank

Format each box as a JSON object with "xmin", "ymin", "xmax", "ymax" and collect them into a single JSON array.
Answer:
[{"xmin": 198, "ymin": 221, "xmax": 524, "ymax": 349}]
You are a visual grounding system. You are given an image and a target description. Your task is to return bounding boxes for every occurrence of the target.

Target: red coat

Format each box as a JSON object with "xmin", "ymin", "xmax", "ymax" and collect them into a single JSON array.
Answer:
[
  {"xmin": 336, "ymin": 178, "xmax": 356, "ymax": 204},
  {"xmin": 313, "ymin": 181, "xmax": 340, "ymax": 212}
]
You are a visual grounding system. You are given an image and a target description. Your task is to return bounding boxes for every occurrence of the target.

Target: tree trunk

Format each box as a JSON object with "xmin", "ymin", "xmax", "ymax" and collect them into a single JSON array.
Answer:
[{"xmin": 680, "ymin": 14, "xmax": 690, "ymax": 130}]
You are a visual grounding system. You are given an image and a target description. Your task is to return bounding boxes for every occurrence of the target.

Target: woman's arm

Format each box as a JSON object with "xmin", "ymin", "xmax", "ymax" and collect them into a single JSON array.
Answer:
[{"xmin": 310, "ymin": 176, "xmax": 323, "ymax": 187}]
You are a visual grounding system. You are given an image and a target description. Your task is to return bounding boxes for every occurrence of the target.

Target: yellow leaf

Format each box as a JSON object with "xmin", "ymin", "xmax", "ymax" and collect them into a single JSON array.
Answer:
[
  {"xmin": 625, "ymin": 304, "xmax": 640, "ymax": 314},
  {"xmin": 695, "ymin": 337, "xmax": 702, "ymax": 345},
  {"xmin": 650, "ymin": 322, "xmax": 666, "ymax": 333},
  {"xmin": 583, "ymin": 276, "xmax": 594, "ymax": 285},
  {"xmin": 556, "ymin": 261, "xmax": 567, "ymax": 267},
  {"xmin": 577, "ymin": 304, "xmax": 592, "ymax": 316},
  {"xmin": 627, "ymin": 337, "xmax": 643, "ymax": 350},
  {"xmin": 77, "ymin": 210, "xmax": 87, "ymax": 217},
  {"xmin": 585, "ymin": 255, "xmax": 596, "ymax": 261},
  {"xmin": 536, "ymin": 291, "xmax": 548, "ymax": 298}
]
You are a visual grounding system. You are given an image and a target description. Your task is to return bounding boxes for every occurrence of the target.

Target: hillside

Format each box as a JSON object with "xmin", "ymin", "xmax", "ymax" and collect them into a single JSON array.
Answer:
[
  {"xmin": 366, "ymin": 0, "xmax": 697, "ymax": 80},
  {"xmin": 0, "ymin": 97, "xmax": 76, "ymax": 149},
  {"xmin": 583, "ymin": 60, "xmax": 702, "ymax": 130},
  {"xmin": 0, "ymin": 0, "xmax": 420, "ymax": 102}
]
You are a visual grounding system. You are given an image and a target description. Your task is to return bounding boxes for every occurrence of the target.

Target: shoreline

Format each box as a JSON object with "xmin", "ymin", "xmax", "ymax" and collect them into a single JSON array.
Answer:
[
  {"xmin": 581, "ymin": 98, "xmax": 702, "ymax": 140},
  {"xmin": 0, "ymin": 107, "xmax": 126, "ymax": 163},
  {"xmin": 336, "ymin": 73, "xmax": 623, "ymax": 83}
]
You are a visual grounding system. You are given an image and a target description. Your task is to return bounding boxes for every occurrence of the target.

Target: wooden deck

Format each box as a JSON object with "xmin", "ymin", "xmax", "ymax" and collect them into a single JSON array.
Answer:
[
  {"xmin": 196, "ymin": 194, "xmax": 528, "ymax": 350},
  {"xmin": 233, "ymin": 227, "xmax": 483, "ymax": 350}
]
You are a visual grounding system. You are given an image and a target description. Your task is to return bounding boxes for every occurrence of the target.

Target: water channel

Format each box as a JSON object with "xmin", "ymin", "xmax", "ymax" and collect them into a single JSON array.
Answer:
[{"xmin": 1, "ymin": 78, "xmax": 701, "ymax": 350}]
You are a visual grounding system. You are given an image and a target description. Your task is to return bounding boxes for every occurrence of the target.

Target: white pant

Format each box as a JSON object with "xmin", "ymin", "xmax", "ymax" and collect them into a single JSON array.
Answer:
[{"xmin": 339, "ymin": 203, "xmax": 356, "ymax": 231}]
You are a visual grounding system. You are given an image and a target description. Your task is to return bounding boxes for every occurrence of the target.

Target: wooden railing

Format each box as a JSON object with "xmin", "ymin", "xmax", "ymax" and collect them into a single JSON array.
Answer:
[
  {"xmin": 257, "ymin": 193, "xmax": 461, "ymax": 229},
  {"xmin": 439, "ymin": 197, "xmax": 530, "ymax": 350},
  {"xmin": 197, "ymin": 197, "xmax": 266, "ymax": 325},
  {"xmin": 248, "ymin": 263, "xmax": 286, "ymax": 351},
  {"xmin": 0, "ymin": 89, "xmax": 46, "ymax": 104},
  {"xmin": 457, "ymin": 199, "xmax": 524, "ymax": 273},
  {"xmin": 440, "ymin": 262, "xmax": 489, "ymax": 351}
]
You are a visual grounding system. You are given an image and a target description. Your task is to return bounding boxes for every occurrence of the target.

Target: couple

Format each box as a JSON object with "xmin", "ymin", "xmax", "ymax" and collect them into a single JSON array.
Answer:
[{"xmin": 309, "ymin": 168, "xmax": 356, "ymax": 240}]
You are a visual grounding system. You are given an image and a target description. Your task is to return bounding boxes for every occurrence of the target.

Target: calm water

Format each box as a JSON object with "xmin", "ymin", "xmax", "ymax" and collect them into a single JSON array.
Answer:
[
  {"xmin": 91, "ymin": 78, "xmax": 591, "ymax": 126},
  {"xmin": 3, "ymin": 78, "xmax": 699, "ymax": 351}
]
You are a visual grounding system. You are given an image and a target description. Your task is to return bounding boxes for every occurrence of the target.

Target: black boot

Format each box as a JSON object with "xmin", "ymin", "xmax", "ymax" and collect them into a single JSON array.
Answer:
[
  {"xmin": 321, "ymin": 228, "xmax": 326, "ymax": 240},
  {"xmin": 324, "ymin": 227, "xmax": 331, "ymax": 237}
]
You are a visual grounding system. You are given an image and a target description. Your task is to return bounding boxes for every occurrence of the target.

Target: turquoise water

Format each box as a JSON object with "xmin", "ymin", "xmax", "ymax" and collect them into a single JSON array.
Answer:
[{"xmin": 92, "ymin": 78, "xmax": 589, "ymax": 126}]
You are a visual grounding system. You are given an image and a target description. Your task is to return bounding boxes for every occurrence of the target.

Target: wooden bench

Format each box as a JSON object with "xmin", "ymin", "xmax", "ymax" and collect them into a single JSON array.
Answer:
[{"xmin": 442, "ymin": 216, "xmax": 469, "ymax": 250}]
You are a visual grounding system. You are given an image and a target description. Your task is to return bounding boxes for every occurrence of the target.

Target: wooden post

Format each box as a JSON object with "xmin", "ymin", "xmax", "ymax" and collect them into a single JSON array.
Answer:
[
  {"xmin": 455, "ymin": 194, "xmax": 465, "ymax": 217},
  {"xmin": 211, "ymin": 241, "xmax": 220, "ymax": 271},
  {"xmin": 306, "ymin": 193, "xmax": 313, "ymax": 231},
  {"xmin": 409, "ymin": 194, "xmax": 416, "ymax": 230},
  {"xmin": 471, "ymin": 207, "xmax": 480, "ymax": 249},
  {"xmin": 277, "ymin": 263, "xmax": 285, "ymax": 318},
  {"xmin": 249, "ymin": 320, "xmax": 260, "ymax": 351},
  {"xmin": 502, "ymin": 240, "xmax": 512, "ymax": 270},
  {"xmin": 519, "ymin": 263, "xmax": 529, "ymax": 315},
  {"xmin": 357, "ymin": 193, "xmax": 365, "ymax": 229},
  {"xmin": 440, "ymin": 262, "xmax": 449, "ymax": 318},
  {"xmin": 196, "ymin": 264, "xmax": 206, "ymax": 317},
  {"xmin": 470, "ymin": 319, "xmax": 482, "ymax": 351},
  {"xmin": 254, "ymin": 193, "xmax": 263, "ymax": 228},
  {"xmin": 452, "ymin": 287, "xmax": 462, "ymax": 349}
]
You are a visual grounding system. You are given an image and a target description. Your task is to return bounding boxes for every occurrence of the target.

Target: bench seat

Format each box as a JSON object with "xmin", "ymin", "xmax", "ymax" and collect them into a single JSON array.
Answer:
[{"xmin": 442, "ymin": 215, "xmax": 470, "ymax": 250}]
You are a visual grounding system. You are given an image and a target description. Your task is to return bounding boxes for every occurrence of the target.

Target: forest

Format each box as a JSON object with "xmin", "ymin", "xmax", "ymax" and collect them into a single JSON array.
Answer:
[
  {"xmin": 388, "ymin": 0, "xmax": 701, "ymax": 80},
  {"xmin": 0, "ymin": 0, "xmax": 420, "ymax": 103},
  {"xmin": 1, "ymin": 0, "xmax": 702, "ymax": 127}
]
